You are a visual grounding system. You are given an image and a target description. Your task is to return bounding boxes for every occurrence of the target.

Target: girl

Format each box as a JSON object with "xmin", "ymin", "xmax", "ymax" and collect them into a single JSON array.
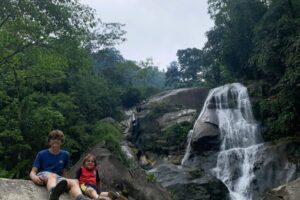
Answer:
[{"xmin": 76, "ymin": 154, "xmax": 127, "ymax": 200}]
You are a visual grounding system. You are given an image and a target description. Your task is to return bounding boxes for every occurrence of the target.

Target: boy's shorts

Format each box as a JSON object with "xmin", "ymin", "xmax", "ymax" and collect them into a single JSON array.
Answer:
[
  {"xmin": 37, "ymin": 171, "xmax": 66, "ymax": 184},
  {"xmin": 80, "ymin": 183, "xmax": 100, "ymax": 194}
]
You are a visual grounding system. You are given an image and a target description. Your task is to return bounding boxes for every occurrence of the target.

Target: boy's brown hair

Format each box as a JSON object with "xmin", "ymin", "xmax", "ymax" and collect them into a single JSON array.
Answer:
[
  {"xmin": 83, "ymin": 153, "xmax": 97, "ymax": 166},
  {"xmin": 48, "ymin": 129, "xmax": 65, "ymax": 143}
]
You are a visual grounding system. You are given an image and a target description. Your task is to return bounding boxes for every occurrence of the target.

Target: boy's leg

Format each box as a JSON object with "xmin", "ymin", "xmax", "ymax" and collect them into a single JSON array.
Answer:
[
  {"xmin": 49, "ymin": 179, "xmax": 68, "ymax": 200},
  {"xmin": 45, "ymin": 173, "xmax": 59, "ymax": 191},
  {"xmin": 39, "ymin": 172, "xmax": 67, "ymax": 200}
]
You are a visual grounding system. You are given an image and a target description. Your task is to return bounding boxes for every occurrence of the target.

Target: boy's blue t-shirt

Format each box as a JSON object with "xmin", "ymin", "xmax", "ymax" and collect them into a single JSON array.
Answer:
[{"xmin": 33, "ymin": 149, "xmax": 70, "ymax": 176}]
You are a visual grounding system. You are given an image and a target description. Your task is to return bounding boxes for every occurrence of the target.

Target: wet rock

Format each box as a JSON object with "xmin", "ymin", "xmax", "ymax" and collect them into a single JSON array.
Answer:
[
  {"xmin": 261, "ymin": 177, "xmax": 300, "ymax": 200},
  {"xmin": 191, "ymin": 121, "xmax": 220, "ymax": 151},
  {"xmin": 149, "ymin": 163, "xmax": 230, "ymax": 200}
]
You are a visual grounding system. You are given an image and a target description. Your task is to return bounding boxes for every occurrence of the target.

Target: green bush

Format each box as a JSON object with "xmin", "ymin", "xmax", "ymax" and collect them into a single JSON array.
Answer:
[
  {"xmin": 91, "ymin": 121, "xmax": 129, "ymax": 165},
  {"xmin": 164, "ymin": 121, "xmax": 193, "ymax": 147},
  {"xmin": 143, "ymin": 121, "xmax": 193, "ymax": 154},
  {"xmin": 146, "ymin": 172, "xmax": 156, "ymax": 182},
  {"xmin": 259, "ymin": 89, "xmax": 297, "ymax": 141},
  {"xmin": 148, "ymin": 102, "xmax": 182, "ymax": 120}
]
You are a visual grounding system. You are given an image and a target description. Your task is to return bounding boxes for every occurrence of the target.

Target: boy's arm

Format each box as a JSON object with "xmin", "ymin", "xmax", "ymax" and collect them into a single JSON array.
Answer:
[
  {"xmin": 62, "ymin": 151, "xmax": 70, "ymax": 178},
  {"xmin": 30, "ymin": 167, "xmax": 44, "ymax": 185},
  {"xmin": 62, "ymin": 169, "xmax": 68, "ymax": 178}
]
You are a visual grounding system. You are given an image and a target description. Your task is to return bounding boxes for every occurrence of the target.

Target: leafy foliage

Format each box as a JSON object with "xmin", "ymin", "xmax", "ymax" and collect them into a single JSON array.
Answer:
[
  {"xmin": 0, "ymin": 0, "xmax": 164, "ymax": 178},
  {"xmin": 168, "ymin": 0, "xmax": 300, "ymax": 141}
]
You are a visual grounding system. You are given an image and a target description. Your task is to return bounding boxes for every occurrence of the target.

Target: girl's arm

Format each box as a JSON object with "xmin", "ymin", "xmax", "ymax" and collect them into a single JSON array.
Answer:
[
  {"xmin": 96, "ymin": 169, "xmax": 101, "ymax": 189},
  {"xmin": 75, "ymin": 168, "xmax": 82, "ymax": 179}
]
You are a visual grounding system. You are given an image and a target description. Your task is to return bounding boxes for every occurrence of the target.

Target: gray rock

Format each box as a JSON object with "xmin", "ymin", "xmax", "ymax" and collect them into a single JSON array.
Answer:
[
  {"xmin": 149, "ymin": 163, "xmax": 230, "ymax": 200},
  {"xmin": 261, "ymin": 177, "xmax": 300, "ymax": 200},
  {"xmin": 252, "ymin": 138, "xmax": 300, "ymax": 198},
  {"xmin": 191, "ymin": 121, "xmax": 220, "ymax": 151},
  {"xmin": 157, "ymin": 109, "xmax": 197, "ymax": 130},
  {"xmin": 68, "ymin": 144, "xmax": 172, "ymax": 200},
  {"xmin": 149, "ymin": 88, "xmax": 209, "ymax": 110},
  {"xmin": 0, "ymin": 178, "xmax": 72, "ymax": 200}
]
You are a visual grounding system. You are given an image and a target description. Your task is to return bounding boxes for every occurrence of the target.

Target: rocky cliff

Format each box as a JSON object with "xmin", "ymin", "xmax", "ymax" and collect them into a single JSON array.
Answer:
[{"xmin": 125, "ymin": 87, "xmax": 230, "ymax": 200}]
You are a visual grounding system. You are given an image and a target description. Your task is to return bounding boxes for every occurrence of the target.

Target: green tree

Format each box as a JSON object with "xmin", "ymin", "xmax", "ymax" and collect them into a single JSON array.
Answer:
[
  {"xmin": 176, "ymin": 48, "xmax": 203, "ymax": 86},
  {"xmin": 0, "ymin": 0, "xmax": 126, "ymax": 177},
  {"xmin": 205, "ymin": 0, "xmax": 267, "ymax": 83},
  {"xmin": 249, "ymin": 0, "xmax": 300, "ymax": 139},
  {"xmin": 165, "ymin": 61, "xmax": 181, "ymax": 88}
]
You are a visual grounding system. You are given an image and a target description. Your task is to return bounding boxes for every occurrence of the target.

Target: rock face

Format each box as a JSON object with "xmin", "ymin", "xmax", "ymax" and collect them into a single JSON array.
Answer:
[
  {"xmin": 149, "ymin": 163, "xmax": 230, "ymax": 200},
  {"xmin": 252, "ymin": 137, "xmax": 300, "ymax": 197},
  {"xmin": 149, "ymin": 87, "xmax": 209, "ymax": 110},
  {"xmin": 157, "ymin": 109, "xmax": 197, "ymax": 131},
  {"xmin": 130, "ymin": 88, "xmax": 209, "ymax": 158},
  {"xmin": 68, "ymin": 143, "xmax": 172, "ymax": 200},
  {"xmin": 262, "ymin": 177, "xmax": 300, "ymax": 200},
  {"xmin": 0, "ymin": 178, "xmax": 72, "ymax": 200}
]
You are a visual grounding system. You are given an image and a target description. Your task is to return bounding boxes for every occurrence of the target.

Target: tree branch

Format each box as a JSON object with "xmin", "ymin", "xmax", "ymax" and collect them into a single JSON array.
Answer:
[
  {"xmin": 0, "ymin": 42, "xmax": 34, "ymax": 66},
  {"xmin": 0, "ymin": 15, "xmax": 11, "ymax": 29}
]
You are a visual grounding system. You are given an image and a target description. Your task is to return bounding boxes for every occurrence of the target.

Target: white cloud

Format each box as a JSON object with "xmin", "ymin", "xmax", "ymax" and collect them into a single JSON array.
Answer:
[{"xmin": 81, "ymin": 0, "xmax": 213, "ymax": 70}]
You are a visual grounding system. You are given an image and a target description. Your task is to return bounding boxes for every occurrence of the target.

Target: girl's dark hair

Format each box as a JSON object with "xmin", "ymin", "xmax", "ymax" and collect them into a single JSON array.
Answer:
[
  {"xmin": 83, "ymin": 153, "xmax": 97, "ymax": 166},
  {"xmin": 48, "ymin": 129, "xmax": 65, "ymax": 143}
]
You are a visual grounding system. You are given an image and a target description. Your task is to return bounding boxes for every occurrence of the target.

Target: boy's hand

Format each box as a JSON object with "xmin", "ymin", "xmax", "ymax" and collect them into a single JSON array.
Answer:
[{"xmin": 32, "ymin": 175, "xmax": 45, "ymax": 185}]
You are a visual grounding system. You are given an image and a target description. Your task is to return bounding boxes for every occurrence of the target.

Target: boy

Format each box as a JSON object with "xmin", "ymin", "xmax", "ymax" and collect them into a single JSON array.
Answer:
[{"xmin": 30, "ymin": 129, "xmax": 91, "ymax": 200}]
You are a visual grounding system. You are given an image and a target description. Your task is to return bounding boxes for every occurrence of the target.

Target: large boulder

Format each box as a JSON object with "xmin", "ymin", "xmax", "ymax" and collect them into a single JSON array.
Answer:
[
  {"xmin": 0, "ymin": 178, "xmax": 72, "ymax": 200},
  {"xmin": 191, "ymin": 121, "xmax": 220, "ymax": 151},
  {"xmin": 157, "ymin": 109, "xmax": 197, "ymax": 131},
  {"xmin": 68, "ymin": 143, "xmax": 172, "ymax": 200},
  {"xmin": 149, "ymin": 88, "xmax": 209, "ymax": 110},
  {"xmin": 149, "ymin": 163, "xmax": 230, "ymax": 200},
  {"xmin": 190, "ymin": 107, "xmax": 220, "ymax": 152},
  {"xmin": 252, "ymin": 137, "xmax": 300, "ymax": 197}
]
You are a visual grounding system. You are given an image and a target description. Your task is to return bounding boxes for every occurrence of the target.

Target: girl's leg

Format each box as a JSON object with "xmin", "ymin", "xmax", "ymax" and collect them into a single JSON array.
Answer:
[
  {"xmin": 84, "ymin": 187, "xmax": 99, "ymax": 199},
  {"xmin": 67, "ymin": 179, "xmax": 84, "ymax": 198}
]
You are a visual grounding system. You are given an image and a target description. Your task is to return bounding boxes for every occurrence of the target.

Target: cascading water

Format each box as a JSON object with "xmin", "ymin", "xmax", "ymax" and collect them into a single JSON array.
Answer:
[
  {"xmin": 211, "ymin": 83, "xmax": 262, "ymax": 200},
  {"xmin": 182, "ymin": 83, "xmax": 263, "ymax": 199}
]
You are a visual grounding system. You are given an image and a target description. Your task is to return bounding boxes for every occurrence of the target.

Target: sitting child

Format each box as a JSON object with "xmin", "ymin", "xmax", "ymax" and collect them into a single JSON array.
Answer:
[{"xmin": 76, "ymin": 154, "xmax": 127, "ymax": 200}]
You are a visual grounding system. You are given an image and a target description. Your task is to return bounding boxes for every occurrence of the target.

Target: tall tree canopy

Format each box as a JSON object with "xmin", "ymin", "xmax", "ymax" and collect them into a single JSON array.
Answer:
[
  {"xmin": 167, "ymin": 0, "xmax": 300, "ymax": 140},
  {"xmin": 0, "ymin": 0, "xmax": 127, "ymax": 178}
]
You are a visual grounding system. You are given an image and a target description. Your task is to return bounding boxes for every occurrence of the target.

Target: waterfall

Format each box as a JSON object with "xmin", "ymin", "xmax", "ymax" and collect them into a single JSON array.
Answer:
[
  {"xmin": 181, "ymin": 130, "xmax": 193, "ymax": 165},
  {"xmin": 182, "ymin": 83, "xmax": 263, "ymax": 199},
  {"xmin": 211, "ymin": 83, "xmax": 262, "ymax": 200}
]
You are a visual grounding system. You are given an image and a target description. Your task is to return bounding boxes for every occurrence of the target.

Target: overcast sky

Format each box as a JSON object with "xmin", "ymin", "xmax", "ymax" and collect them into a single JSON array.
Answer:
[{"xmin": 81, "ymin": 0, "xmax": 214, "ymax": 70}]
